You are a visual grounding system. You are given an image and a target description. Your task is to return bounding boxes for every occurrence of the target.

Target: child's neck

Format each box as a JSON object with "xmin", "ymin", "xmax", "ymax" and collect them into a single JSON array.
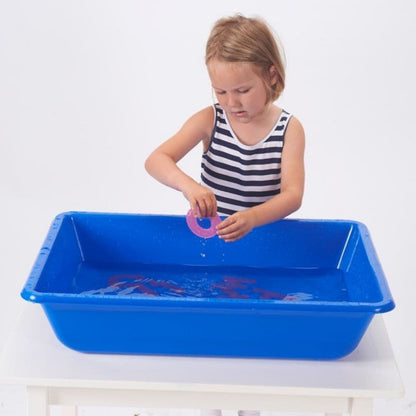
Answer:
[{"xmin": 228, "ymin": 104, "xmax": 281, "ymax": 146}]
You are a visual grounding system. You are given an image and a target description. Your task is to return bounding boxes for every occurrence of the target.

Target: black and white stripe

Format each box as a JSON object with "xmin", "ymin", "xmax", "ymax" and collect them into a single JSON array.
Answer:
[{"xmin": 201, "ymin": 104, "xmax": 291, "ymax": 215}]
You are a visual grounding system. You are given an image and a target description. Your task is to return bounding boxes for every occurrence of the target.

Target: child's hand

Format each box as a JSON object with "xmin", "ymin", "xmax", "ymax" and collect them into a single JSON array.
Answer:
[
  {"xmin": 183, "ymin": 183, "xmax": 217, "ymax": 218},
  {"xmin": 216, "ymin": 210, "xmax": 256, "ymax": 242}
]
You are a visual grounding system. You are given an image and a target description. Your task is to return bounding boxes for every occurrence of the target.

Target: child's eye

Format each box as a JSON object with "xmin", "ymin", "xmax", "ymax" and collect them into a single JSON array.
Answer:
[
  {"xmin": 237, "ymin": 88, "xmax": 250, "ymax": 94},
  {"xmin": 215, "ymin": 90, "xmax": 226, "ymax": 95}
]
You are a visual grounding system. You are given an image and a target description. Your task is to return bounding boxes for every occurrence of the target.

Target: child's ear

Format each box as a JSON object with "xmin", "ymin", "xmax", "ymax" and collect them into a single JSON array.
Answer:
[{"xmin": 269, "ymin": 65, "xmax": 278, "ymax": 85}]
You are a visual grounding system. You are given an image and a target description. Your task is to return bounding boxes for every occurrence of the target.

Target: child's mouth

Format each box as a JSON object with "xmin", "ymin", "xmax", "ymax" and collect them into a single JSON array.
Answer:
[{"xmin": 233, "ymin": 110, "xmax": 247, "ymax": 117}]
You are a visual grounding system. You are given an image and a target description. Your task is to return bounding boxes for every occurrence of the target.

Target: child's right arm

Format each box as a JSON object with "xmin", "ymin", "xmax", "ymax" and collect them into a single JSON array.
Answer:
[{"xmin": 145, "ymin": 106, "xmax": 217, "ymax": 218}]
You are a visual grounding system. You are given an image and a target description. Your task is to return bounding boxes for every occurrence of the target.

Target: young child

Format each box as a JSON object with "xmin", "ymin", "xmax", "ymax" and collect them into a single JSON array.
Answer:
[
  {"xmin": 146, "ymin": 16, "xmax": 304, "ymax": 416},
  {"xmin": 145, "ymin": 14, "xmax": 304, "ymax": 243}
]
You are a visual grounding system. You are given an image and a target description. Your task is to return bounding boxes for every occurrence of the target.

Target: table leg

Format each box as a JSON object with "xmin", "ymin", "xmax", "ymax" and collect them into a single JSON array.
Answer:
[
  {"xmin": 26, "ymin": 386, "xmax": 48, "ymax": 416},
  {"xmin": 350, "ymin": 398, "xmax": 373, "ymax": 416}
]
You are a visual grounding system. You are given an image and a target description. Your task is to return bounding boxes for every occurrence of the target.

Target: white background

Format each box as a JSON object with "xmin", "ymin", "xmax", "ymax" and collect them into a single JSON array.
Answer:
[{"xmin": 1, "ymin": 0, "xmax": 415, "ymax": 414}]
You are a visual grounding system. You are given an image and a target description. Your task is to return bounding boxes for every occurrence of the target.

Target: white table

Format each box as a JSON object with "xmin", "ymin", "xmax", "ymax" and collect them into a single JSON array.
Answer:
[{"xmin": 0, "ymin": 305, "xmax": 404, "ymax": 416}]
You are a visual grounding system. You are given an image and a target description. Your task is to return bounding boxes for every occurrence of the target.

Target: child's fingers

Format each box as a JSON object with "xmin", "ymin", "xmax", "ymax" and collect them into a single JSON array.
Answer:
[
  {"xmin": 189, "ymin": 200, "xmax": 199, "ymax": 217},
  {"xmin": 187, "ymin": 187, "xmax": 217, "ymax": 218},
  {"xmin": 216, "ymin": 216, "xmax": 234, "ymax": 233},
  {"xmin": 196, "ymin": 199, "xmax": 208, "ymax": 218},
  {"xmin": 199, "ymin": 196, "xmax": 217, "ymax": 218},
  {"xmin": 216, "ymin": 213, "xmax": 252, "ymax": 242}
]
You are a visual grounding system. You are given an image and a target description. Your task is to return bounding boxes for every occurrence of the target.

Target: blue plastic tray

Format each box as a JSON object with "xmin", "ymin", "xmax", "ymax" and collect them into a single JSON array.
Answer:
[{"xmin": 21, "ymin": 212, "xmax": 395, "ymax": 359}]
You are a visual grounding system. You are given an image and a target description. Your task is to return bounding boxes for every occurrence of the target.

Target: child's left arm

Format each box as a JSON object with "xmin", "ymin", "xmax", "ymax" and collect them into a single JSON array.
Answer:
[{"xmin": 216, "ymin": 116, "xmax": 305, "ymax": 242}]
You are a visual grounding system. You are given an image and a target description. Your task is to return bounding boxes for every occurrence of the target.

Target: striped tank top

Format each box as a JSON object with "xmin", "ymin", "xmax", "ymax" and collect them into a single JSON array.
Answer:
[{"xmin": 201, "ymin": 104, "xmax": 292, "ymax": 215}]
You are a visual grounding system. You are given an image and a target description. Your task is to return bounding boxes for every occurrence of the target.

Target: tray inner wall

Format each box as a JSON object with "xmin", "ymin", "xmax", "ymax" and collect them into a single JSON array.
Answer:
[{"xmin": 33, "ymin": 214, "xmax": 383, "ymax": 304}]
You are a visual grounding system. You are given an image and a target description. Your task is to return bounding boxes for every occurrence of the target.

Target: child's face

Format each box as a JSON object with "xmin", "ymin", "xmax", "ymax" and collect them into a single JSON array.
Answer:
[{"xmin": 207, "ymin": 60, "xmax": 272, "ymax": 124}]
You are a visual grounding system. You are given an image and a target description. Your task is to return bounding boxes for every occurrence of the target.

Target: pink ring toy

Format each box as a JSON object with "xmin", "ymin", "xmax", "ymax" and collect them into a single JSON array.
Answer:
[{"xmin": 186, "ymin": 209, "xmax": 221, "ymax": 238}]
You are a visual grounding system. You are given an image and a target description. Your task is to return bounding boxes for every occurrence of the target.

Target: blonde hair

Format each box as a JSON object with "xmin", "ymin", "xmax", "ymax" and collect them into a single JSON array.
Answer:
[{"xmin": 205, "ymin": 15, "xmax": 286, "ymax": 102}]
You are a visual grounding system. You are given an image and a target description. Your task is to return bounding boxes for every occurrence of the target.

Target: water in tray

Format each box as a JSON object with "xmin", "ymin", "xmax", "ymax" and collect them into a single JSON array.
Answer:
[{"xmin": 75, "ymin": 263, "xmax": 348, "ymax": 302}]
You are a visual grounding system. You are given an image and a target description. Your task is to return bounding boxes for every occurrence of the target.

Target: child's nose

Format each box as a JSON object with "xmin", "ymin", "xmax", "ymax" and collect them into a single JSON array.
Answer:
[{"xmin": 227, "ymin": 93, "xmax": 240, "ymax": 108}]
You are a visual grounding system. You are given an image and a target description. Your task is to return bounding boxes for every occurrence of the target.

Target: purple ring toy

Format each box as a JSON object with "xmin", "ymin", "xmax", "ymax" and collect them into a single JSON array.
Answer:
[{"xmin": 186, "ymin": 209, "xmax": 221, "ymax": 238}]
